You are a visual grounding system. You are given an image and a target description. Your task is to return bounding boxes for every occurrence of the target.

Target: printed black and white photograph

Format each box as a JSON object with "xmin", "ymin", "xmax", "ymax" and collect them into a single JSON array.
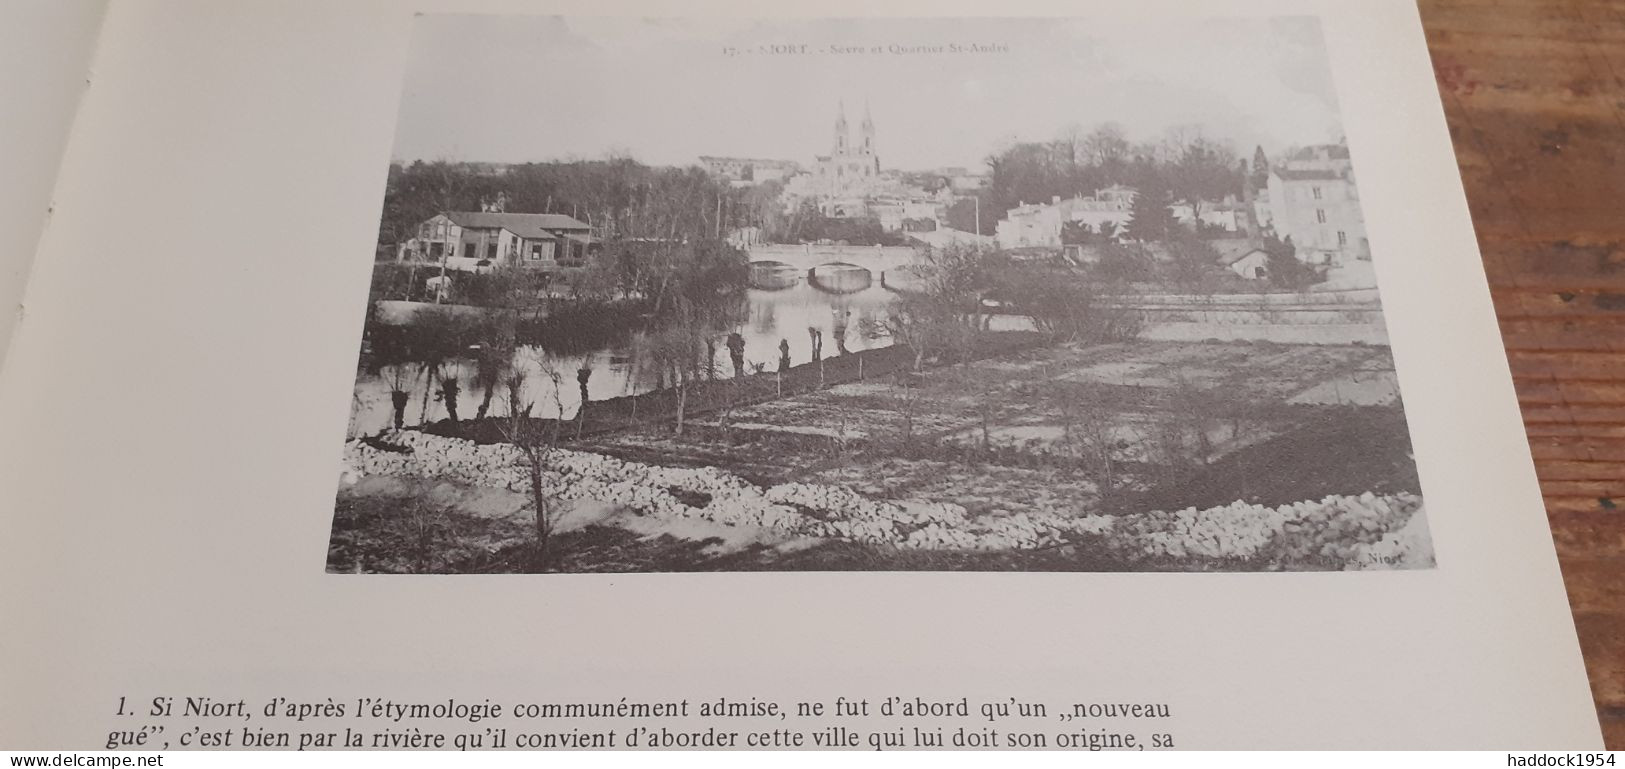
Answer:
[{"xmin": 329, "ymin": 14, "xmax": 1433, "ymax": 574}]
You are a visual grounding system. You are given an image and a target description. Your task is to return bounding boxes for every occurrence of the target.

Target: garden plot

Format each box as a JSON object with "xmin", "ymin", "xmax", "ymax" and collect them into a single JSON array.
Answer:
[
  {"xmin": 808, "ymin": 457, "xmax": 1106, "ymax": 519},
  {"xmin": 1288, "ymin": 370, "xmax": 1401, "ymax": 407},
  {"xmin": 330, "ymin": 338, "xmax": 1424, "ymax": 572},
  {"xmin": 1056, "ymin": 360, "xmax": 1169, "ymax": 387},
  {"xmin": 942, "ymin": 413, "xmax": 1292, "ymax": 465},
  {"xmin": 1040, "ymin": 342, "xmax": 1397, "ymax": 401},
  {"xmin": 699, "ymin": 341, "xmax": 1396, "ymax": 466},
  {"xmin": 720, "ymin": 396, "xmax": 970, "ymax": 440}
]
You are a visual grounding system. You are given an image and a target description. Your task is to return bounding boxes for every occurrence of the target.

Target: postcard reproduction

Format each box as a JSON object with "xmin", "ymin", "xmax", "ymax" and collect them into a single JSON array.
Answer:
[
  {"xmin": 0, "ymin": 0, "xmax": 1601, "ymax": 751},
  {"xmin": 329, "ymin": 13, "xmax": 1432, "ymax": 575}
]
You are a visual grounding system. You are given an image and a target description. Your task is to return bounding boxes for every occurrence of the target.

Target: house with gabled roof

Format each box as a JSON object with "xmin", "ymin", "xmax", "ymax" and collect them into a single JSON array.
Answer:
[
  {"xmin": 401, "ymin": 212, "xmax": 593, "ymax": 268},
  {"xmin": 1211, "ymin": 239, "xmax": 1271, "ymax": 280}
]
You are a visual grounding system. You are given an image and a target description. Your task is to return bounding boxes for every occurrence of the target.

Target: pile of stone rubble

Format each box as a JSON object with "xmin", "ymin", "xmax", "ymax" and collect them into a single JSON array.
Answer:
[
  {"xmin": 340, "ymin": 431, "xmax": 1429, "ymax": 568},
  {"xmin": 1109, "ymin": 492, "xmax": 1430, "ymax": 568}
]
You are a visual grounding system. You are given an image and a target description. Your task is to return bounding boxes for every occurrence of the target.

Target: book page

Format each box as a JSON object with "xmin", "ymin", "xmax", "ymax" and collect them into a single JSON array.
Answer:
[
  {"xmin": 0, "ymin": 0, "xmax": 1602, "ymax": 751},
  {"xmin": 0, "ymin": 0, "xmax": 109, "ymax": 365}
]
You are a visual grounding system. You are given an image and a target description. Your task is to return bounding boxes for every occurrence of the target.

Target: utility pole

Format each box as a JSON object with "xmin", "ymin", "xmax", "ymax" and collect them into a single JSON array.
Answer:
[{"xmin": 436, "ymin": 217, "xmax": 449, "ymax": 305}]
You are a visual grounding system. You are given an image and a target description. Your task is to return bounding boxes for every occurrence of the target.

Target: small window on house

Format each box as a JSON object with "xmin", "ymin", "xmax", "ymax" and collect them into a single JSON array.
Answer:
[
  {"xmin": 1337, "ymin": 231, "xmax": 1348, "ymax": 246},
  {"xmin": 1316, "ymin": 209, "xmax": 1328, "ymax": 224},
  {"xmin": 1312, "ymin": 186, "xmax": 1323, "ymax": 200}
]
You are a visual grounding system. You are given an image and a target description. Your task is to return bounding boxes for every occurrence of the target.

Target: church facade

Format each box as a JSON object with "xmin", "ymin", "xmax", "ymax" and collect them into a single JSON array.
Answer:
[
  {"xmin": 811, "ymin": 101, "xmax": 882, "ymax": 217},
  {"xmin": 772, "ymin": 101, "xmax": 954, "ymax": 229}
]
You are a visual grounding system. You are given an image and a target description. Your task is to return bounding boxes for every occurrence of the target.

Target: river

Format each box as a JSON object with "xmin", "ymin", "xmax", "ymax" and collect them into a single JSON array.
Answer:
[{"xmin": 346, "ymin": 276, "xmax": 903, "ymax": 437}]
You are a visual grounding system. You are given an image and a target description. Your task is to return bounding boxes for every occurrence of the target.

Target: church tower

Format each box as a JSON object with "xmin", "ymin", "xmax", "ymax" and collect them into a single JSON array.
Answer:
[
  {"xmin": 860, "ymin": 101, "xmax": 875, "ymax": 156},
  {"xmin": 833, "ymin": 100, "xmax": 849, "ymax": 155}
]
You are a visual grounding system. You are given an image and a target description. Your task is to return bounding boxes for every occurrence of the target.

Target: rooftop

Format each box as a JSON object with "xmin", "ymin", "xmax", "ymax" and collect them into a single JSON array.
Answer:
[
  {"xmin": 1211, "ymin": 239, "xmax": 1269, "ymax": 266},
  {"xmin": 442, "ymin": 212, "xmax": 591, "ymax": 239},
  {"xmin": 700, "ymin": 156, "xmax": 801, "ymax": 168},
  {"xmin": 1288, "ymin": 144, "xmax": 1352, "ymax": 162},
  {"xmin": 1273, "ymin": 169, "xmax": 1347, "ymax": 182}
]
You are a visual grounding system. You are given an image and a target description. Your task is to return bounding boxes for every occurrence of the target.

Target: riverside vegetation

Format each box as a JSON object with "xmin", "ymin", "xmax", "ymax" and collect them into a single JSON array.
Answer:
[
  {"xmin": 332, "ymin": 235, "xmax": 1426, "ymax": 572},
  {"xmin": 331, "ymin": 145, "xmax": 1426, "ymax": 573}
]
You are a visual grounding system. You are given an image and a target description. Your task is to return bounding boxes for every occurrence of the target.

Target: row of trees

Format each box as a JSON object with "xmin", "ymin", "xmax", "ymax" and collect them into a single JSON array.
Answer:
[
  {"xmin": 378, "ymin": 157, "xmax": 786, "ymax": 253},
  {"xmin": 380, "ymin": 120, "xmax": 1264, "ymax": 254},
  {"xmin": 981, "ymin": 122, "xmax": 1249, "ymax": 230},
  {"xmin": 1063, "ymin": 231, "xmax": 1317, "ymax": 292},
  {"xmin": 378, "ymin": 129, "xmax": 1253, "ymax": 259},
  {"xmin": 934, "ymin": 122, "xmax": 1261, "ymax": 239},
  {"xmin": 379, "ymin": 156, "xmax": 921, "ymax": 254},
  {"xmin": 866, "ymin": 244, "xmax": 1141, "ymax": 378},
  {"xmin": 370, "ymin": 231, "xmax": 750, "ymax": 408},
  {"xmin": 366, "ymin": 235, "xmax": 749, "ymax": 572}
]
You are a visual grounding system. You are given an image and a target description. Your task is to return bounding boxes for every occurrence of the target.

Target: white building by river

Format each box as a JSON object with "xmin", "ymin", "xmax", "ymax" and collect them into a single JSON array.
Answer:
[{"xmin": 397, "ymin": 212, "xmax": 593, "ymax": 269}]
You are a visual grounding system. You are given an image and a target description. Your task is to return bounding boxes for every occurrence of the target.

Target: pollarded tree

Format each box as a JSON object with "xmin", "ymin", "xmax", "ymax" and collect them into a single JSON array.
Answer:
[{"xmin": 471, "ymin": 313, "xmax": 518, "ymax": 422}]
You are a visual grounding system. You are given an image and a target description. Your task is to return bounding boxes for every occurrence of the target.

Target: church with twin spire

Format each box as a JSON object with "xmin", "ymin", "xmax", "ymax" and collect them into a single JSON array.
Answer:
[
  {"xmin": 767, "ymin": 99, "xmax": 955, "ymax": 227},
  {"xmin": 812, "ymin": 100, "xmax": 882, "ymax": 215}
]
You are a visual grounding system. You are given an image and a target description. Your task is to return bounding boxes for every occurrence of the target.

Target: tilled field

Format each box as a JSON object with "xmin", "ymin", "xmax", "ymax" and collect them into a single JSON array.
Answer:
[{"xmin": 330, "ymin": 340, "xmax": 1427, "ymax": 572}]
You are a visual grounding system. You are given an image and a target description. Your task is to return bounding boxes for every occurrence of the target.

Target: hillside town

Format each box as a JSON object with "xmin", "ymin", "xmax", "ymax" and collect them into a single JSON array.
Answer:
[{"xmin": 388, "ymin": 103, "xmax": 1373, "ymax": 297}]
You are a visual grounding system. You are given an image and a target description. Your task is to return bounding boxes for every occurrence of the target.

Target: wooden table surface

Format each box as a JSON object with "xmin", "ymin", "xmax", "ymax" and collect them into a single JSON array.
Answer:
[{"xmin": 1418, "ymin": 0, "xmax": 1625, "ymax": 748}]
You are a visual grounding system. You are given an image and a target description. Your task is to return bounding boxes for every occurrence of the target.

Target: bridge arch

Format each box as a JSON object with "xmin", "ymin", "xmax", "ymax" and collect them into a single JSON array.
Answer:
[
  {"xmin": 806, "ymin": 262, "xmax": 872, "ymax": 294},
  {"xmin": 748, "ymin": 260, "xmax": 800, "ymax": 291}
]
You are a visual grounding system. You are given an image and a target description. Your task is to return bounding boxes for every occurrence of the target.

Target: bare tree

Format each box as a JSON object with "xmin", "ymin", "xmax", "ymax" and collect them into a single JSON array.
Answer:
[
  {"xmin": 1149, "ymin": 375, "xmax": 1220, "ymax": 482},
  {"xmin": 382, "ymin": 363, "xmax": 414, "ymax": 431},
  {"xmin": 860, "ymin": 293, "xmax": 942, "ymax": 373},
  {"xmin": 1160, "ymin": 126, "xmax": 1241, "ymax": 227},
  {"xmin": 1063, "ymin": 396, "xmax": 1126, "ymax": 511},
  {"xmin": 1082, "ymin": 122, "xmax": 1132, "ymax": 166},
  {"xmin": 496, "ymin": 349, "xmax": 572, "ymax": 572},
  {"xmin": 640, "ymin": 295, "xmax": 712, "ymax": 438},
  {"xmin": 861, "ymin": 245, "xmax": 993, "ymax": 372},
  {"xmin": 1055, "ymin": 121, "xmax": 1088, "ymax": 167}
]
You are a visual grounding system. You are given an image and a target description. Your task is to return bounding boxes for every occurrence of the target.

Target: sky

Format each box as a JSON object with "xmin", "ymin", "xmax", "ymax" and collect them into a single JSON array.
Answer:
[{"xmin": 390, "ymin": 14, "xmax": 1348, "ymax": 172}]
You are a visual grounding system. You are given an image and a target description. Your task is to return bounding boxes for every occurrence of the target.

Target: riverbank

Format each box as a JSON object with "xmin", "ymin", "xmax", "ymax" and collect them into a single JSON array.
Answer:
[
  {"xmin": 417, "ymin": 330, "xmax": 1046, "ymax": 445},
  {"xmin": 567, "ymin": 339, "xmax": 1420, "ymax": 514},
  {"xmin": 331, "ymin": 339, "xmax": 1430, "ymax": 573}
]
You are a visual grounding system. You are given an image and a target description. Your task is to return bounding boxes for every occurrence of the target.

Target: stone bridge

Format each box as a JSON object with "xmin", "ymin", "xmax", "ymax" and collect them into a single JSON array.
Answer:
[
  {"xmin": 746, "ymin": 244, "xmax": 922, "ymax": 293},
  {"xmin": 745, "ymin": 244, "xmax": 920, "ymax": 273}
]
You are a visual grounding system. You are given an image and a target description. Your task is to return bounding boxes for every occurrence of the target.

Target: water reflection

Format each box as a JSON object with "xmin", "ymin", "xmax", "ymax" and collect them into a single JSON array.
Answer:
[{"xmin": 348, "ymin": 275, "xmax": 902, "ymax": 437}]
